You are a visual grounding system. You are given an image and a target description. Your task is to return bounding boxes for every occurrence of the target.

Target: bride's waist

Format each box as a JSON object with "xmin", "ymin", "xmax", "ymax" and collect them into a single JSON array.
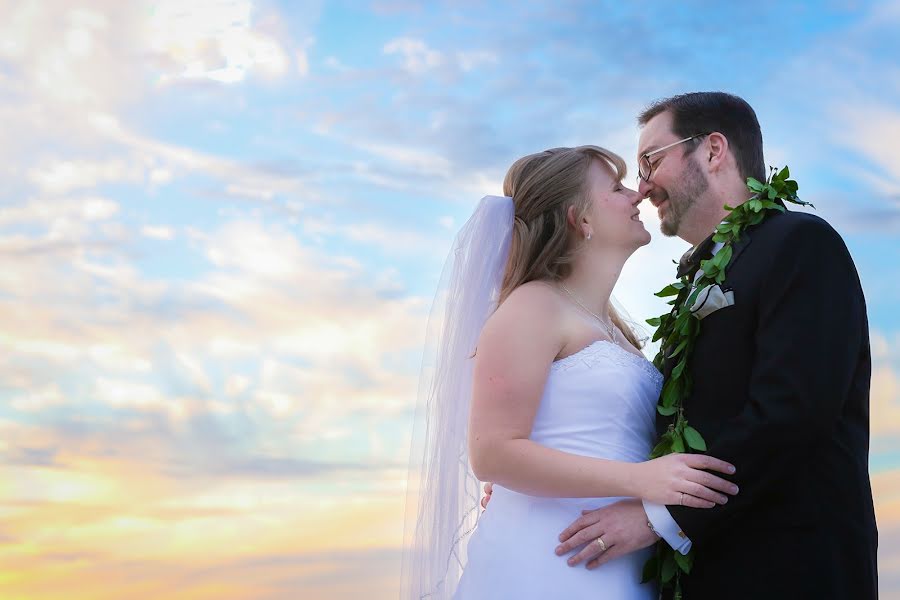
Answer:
[{"xmin": 487, "ymin": 484, "xmax": 631, "ymax": 515}]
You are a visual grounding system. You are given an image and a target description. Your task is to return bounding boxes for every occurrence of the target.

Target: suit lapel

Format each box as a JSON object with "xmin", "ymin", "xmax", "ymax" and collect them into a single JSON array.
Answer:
[
  {"xmin": 725, "ymin": 205, "xmax": 792, "ymax": 275},
  {"xmin": 725, "ymin": 234, "xmax": 753, "ymax": 274}
]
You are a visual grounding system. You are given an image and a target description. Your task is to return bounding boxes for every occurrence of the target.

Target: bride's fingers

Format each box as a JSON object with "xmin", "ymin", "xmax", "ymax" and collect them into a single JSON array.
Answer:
[
  {"xmin": 686, "ymin": 469, "xmax": 740, "ymax": 496},
  {"xmin": 679, "ymin": 492, "xmax": 716, "ymax": 509},
  {"xmin": 680, "ymin": 481, "xmax": 728, "ymax": 505},
  {"xmin": 684, "ymin": 454, "xmax": 736, "ymax": 475},
  {"xmin": 480, "ymin": 482, "xmax": 493, "ymax": 509}
]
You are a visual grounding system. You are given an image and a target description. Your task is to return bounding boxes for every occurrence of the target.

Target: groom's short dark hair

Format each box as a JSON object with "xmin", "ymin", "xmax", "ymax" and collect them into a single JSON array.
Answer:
[{"xmin": 638, "ymin": 92, "xmax": 765, "ymax": 183}]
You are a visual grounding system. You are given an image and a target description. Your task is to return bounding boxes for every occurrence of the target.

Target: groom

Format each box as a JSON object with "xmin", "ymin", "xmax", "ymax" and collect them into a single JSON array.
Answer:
[{"xmin": 485, "ymin": 92, "xmax": 878, "ymax": 598}]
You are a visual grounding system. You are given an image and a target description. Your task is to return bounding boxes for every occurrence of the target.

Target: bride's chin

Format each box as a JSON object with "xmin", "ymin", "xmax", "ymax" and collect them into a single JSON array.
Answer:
[
  {"xmin": 624, "ymin": 236, "xmax": 651, "ymax": 255},
  {"xmin": 633, "ymin": 228, "xmax": 652, "ymax": 246}
]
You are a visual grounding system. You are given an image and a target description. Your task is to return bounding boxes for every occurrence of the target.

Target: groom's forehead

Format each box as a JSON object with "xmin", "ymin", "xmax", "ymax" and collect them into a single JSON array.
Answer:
[{"xmin": 637, "ymin": 112, "xmax": 674, "ymax": 155}]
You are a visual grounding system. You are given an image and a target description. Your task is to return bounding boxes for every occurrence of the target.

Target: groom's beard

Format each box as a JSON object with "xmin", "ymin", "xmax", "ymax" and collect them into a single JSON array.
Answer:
[{"xmin": 660, "ymin": 156, "xmax": 709, "ymax": 237}]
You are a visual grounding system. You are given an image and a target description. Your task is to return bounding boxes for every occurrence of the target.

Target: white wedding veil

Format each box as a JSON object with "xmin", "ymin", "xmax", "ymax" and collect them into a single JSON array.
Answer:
[{"xmin": 400, "ymin": 195, "xmax": 515, "ymax": 599}]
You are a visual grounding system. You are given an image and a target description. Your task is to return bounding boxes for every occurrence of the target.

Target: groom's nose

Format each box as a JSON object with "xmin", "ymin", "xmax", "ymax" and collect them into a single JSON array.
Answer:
[{"xmin": 637, "ymin": 177, "xmax": 653, "ymax": 199}]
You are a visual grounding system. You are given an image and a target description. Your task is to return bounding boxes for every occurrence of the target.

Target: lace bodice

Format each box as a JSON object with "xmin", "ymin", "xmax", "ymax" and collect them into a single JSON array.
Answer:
[{"xmin": 550, "ymin": 339, "xmax": 663, "ymax": 386}]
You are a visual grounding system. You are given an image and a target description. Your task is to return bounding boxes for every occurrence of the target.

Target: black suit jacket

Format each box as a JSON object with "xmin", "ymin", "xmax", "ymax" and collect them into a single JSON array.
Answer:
[{"xmin": 658, "ymin": 209, "xmax": 878, "ymax": 599}]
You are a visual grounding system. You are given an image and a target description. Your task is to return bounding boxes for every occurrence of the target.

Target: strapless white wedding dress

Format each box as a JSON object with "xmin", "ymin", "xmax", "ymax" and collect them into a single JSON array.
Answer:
[{"xmin": 454, "ymin": 340, "xmax": 663, "ymax": 599}]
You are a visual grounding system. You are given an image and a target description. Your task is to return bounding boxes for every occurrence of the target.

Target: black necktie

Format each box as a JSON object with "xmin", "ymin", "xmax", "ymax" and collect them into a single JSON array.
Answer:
[{"xmin": 675, "ymin": 233, "xmax": 717, "ymax": 279}]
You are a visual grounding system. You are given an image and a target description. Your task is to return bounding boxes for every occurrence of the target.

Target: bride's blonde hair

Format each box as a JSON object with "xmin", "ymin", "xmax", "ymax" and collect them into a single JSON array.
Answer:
[{"xmin": 499, "ymin": 145, "xmax": 643, "ymax": 349}]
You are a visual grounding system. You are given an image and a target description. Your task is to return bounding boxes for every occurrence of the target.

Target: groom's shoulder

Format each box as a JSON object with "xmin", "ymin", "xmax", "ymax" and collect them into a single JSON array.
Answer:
[
  {"xmin": 754, "ymin": 208, "xmax": 846, "ymax": 250},
  {"xmin": 748, "ymin": 209, "xmax": 859, "ymax": 276}
]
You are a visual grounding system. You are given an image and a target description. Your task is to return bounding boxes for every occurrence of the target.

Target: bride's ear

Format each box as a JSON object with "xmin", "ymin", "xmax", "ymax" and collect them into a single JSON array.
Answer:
[
  {"xmin": 567, "ymin": 205, "xmax": 592, "ymax": 240},
  {"xmin": 566, "ymin": 205, "xmax": 585, "ymax": 231},
  {"xmin": 566, "ymin": 205, "xmax": 577, "ymax": 229}
]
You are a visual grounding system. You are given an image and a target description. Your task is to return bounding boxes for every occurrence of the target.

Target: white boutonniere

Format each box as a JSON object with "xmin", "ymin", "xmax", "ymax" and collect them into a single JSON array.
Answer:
[{"xmin": 689, "ymin": 284, "xmax": 735, "ymax": 320}]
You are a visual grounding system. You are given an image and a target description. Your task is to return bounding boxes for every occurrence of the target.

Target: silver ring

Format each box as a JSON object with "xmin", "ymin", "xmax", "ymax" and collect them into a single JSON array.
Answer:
[
  {"xmin": 680, "ymin": 492, "xmax": 685, "ymax": 506},
  {"xmin": 594, "ymin": 536, "xmax": 607, "ymax": 552}
]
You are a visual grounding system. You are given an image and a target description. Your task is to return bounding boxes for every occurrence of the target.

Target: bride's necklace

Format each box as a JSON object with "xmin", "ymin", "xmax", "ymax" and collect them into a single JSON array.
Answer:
[{"xmin": 558, "ymin": 283, "xmax": 619, "ymax": 347}]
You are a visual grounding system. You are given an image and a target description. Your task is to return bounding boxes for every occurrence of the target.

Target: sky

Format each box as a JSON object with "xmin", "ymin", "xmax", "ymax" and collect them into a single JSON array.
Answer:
[{"xmin": 0, "ymin": 0, "xmax": 899, "ymax": 598}]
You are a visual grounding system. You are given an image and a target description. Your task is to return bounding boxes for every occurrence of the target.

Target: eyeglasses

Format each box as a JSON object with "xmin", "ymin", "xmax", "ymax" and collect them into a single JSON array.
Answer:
[{"xmin": 638, "ymin": 133, "xmax": 709, "ymax": 182}]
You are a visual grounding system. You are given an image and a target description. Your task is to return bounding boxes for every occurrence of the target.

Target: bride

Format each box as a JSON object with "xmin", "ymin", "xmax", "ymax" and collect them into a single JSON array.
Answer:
[{"xmin": 401, "ymin": 145, "xmax": 738, "ymax": 599}]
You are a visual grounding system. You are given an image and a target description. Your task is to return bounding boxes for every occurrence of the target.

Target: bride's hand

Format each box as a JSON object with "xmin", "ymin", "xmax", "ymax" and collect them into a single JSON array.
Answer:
[
  {"xmin": 633, "ymin": 454, "xmax": 739, "ymax": 508},
  {"xmin": 480, "ymin": 482, "xmax": 493, "ymax": 510}
]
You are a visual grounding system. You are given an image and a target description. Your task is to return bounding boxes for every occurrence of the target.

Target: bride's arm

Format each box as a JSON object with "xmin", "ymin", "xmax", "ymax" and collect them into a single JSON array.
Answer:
[{"xmin": 469, "ymin": 283, "xmax": 736, "ymax": 505}]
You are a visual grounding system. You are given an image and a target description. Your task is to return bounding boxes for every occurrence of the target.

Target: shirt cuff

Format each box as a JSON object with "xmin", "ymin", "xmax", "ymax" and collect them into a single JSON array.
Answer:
[{"xmin": 642, "ymin": 500, "xmax": 693, "ymax": 555}]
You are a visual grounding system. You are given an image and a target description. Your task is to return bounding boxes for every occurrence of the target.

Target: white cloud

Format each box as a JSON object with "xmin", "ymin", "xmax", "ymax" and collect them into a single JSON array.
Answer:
[
  {"xmin": 149, "ymin": 167, "xmax": 173, "ymax": 185},
  {"xmin": 296, "ymin": 49, "xmax": 310, "ymax": 77},
  {"xmin": 0, "ymin": 4, "xmax": 150, "ymax": 113},
  {"xmin": 342, "ymin": 222, "xmax": 436, "ymax": 256},
  {"xmin": 0, "ymin": 196, "xmax": 119, "ymax": 227},
  {"xmin": 202, "ymin": 220, "xmax": 308, "ymax": 279},
  {"xmin": 141, "ymin": 225, "xmax": 176, "ymax": 240},
  {"xmin": 870, "ymin": 331, "xmax": 900, "ymax": 438},
  {"xmin": 89, "ymin": 115, "xmax": 314, "ymax": 204},
  {"xmin": 10, "ymin": 383, "xmax": 66, "ymax": 413},
  {"xmin": 92, "ymin": 377, "xmax": 189, "ymax": 421},
  {"xmin": 324, "ymin": 55, "xmax": 350, "ymax": 72},
  {"xmin": 87, "ymin": 344, "xmax": 154, "ymax": 374},
  {"xmin": 28, "ymin": 159, "xmax": 145, "ymax": 194},
  {"xmin": 225, "ymin": 374, "xmax": 251, "ymax": 397},
  {"xmin": 355, "ymin": 140, "xmax": 452, "ymax": 178},
  {"xmin": 383, "ymin": 37, "xmax": 443, "ymax": 74},
  {"xmin": 146, "ymin": 0, "xmax": 290, "ymax": 84},
  {"xmin": 382, "ymin": 38, "xmax": 498, "ymax": 76},
  {"xmin": 872, "ymin": 366, "xmax": 900, "ymax": 435},
  {"xmin": 1, "ymin": 197, "xmax": 430, "ymax": 455},
  {"xmin": 832, "ymin": 101, "xmax": 900, "ymax": 192},
  {"xmin": 224, "ymin": 183, "xmax": 275, "ymax": 201},
  {"xmin": 456, "ymin": 50, "xmax": 498, "ymax": 72},
  {"xmin": 296, "ymin": 36, "xmax": 315, "ymax": 77}
]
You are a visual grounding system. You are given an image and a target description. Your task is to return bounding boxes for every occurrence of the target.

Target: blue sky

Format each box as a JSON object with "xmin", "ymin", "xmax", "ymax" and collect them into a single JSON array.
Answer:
[{"xmin": 0, "ymin": 1, "xmax": 898, "ymax": 598}]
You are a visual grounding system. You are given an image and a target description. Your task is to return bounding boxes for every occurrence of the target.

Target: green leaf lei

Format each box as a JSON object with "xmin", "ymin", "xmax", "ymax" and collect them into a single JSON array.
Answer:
[{"xmin": 641, "ymin": 166, "xmax": 813, "ymax": 599}]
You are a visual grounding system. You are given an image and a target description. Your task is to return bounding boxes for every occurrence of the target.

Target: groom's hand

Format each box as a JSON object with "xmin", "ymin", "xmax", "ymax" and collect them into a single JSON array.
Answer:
[{"xmin": 555, "ymin": 499, "xmax": 658, "ymax": 569}]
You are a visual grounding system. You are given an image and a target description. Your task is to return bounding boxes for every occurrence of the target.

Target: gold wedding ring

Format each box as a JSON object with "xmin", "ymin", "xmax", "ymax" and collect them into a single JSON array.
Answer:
[{"xmin": 595, "ymin": 536, "xmax": 607, "ymax": 552}]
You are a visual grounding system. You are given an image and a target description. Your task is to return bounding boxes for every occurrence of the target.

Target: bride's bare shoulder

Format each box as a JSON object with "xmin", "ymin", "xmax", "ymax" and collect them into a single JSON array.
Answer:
[
  {"xmin": 487, "ymin": 280, "xmax": 564, "ymax": 329},
  {"xmin": 478, "ymin": 280, "xmax": 566, "ymax": 360}
]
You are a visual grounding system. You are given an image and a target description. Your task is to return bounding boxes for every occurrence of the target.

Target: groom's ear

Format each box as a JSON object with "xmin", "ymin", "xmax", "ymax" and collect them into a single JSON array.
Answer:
[{"xmin": 705, "ymin": 132, "xmax": 730, "ymax": 173}]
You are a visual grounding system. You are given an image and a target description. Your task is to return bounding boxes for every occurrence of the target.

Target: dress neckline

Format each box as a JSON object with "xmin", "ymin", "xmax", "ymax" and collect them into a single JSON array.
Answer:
[
  {"xmin": 550, "ymin": 339, "xmax": 663, "ymax": 385},
  {"xmin": 554, "ymin": 339, "xmax": 643, "ymax": 364}
]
